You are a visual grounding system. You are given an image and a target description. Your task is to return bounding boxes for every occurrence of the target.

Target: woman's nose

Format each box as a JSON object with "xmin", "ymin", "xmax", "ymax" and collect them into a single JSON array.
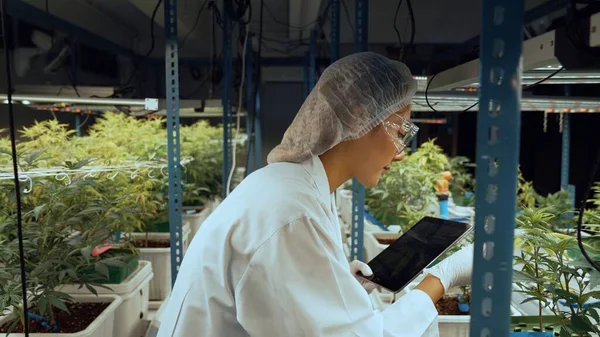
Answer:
[{"xmin": 392, "ymin": 153, "xmax": 406, "ymax": 162}]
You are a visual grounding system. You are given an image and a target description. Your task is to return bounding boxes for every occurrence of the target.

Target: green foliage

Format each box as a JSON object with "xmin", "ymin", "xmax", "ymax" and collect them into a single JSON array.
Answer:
[
  {"xmin": 365, "ymin": 139, "xmax": 453, "ymax": 231},
  {"xmin": 514, "ymin": 208, "xmax": 600, "ymax": 336},
  {"xmin": 0, "ymin": 175, "xmax": 137, "ymax": 333},
  {"xmin": 447, "ymin": 156, "xmax": 475, "ymax": 207},
  {"xmin": 0, "ymin": 113, "xmax": 227, "ymax": 331}
]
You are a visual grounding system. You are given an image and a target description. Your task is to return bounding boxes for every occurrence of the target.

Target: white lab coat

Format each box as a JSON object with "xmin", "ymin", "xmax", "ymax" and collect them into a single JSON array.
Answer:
[{"xmin": 157, "ymin": 156, "xmax": 439, "ymax": 337}]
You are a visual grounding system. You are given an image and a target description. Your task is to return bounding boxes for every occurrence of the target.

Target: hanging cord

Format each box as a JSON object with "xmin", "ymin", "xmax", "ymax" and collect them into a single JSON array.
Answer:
[
  {"xmin": 577, "ymin": 146, "xmax": 600, "ymax": 273},
  {"xmin": 424, "ymin": 67, "xmax": 566, "ymax": 113},
  {"xmin": 1, "ymin": 1, "xmax": 30, "ymax": 335},
  {"xmin": 225, "ymin": 12, "xmax": 250, "ymax": 195}
]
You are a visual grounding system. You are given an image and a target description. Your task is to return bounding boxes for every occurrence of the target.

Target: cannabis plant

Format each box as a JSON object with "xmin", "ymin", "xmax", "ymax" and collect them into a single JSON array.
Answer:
[
  {"xmin": 514, "ymin": 208, "xmax": 600, "ymax": 336},
  {"xmin": 0, "ymin": 176, "xmax": 134, "ymax": 334},
  {"xmin": 366, "ymin": 139, "xmax": 448, "ymax": 231}
]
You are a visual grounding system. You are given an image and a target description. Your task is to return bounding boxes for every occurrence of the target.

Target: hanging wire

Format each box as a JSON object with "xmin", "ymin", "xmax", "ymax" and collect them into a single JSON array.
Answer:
[{"xmin": 1, "ymin": 1, "xmax": 30, "ymax": 334}]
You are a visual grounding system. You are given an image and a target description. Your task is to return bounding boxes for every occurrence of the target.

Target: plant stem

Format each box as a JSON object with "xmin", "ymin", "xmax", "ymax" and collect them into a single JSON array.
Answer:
[{"xmin": 534, "ymin": 247, "xmax": 543, "ymax": 330}]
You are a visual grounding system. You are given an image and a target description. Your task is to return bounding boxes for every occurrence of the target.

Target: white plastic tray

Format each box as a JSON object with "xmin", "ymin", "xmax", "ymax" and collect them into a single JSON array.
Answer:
[
  {"xmin": 0, "ymin": 294, "xmax": 122, "ymax": 337},
  {"xmin": 57, "ymin": 261, "xmax": 153, "ymax": 337}
]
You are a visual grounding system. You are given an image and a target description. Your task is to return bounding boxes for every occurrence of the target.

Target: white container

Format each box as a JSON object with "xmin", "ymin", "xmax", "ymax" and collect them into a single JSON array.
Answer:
[
  {"xmin": 144, "ymin": 296, "xmax": 170, "ymax": 337},
  {"xmin": 57, "ymin": 261, "xmax": 153, "ymax": 337},
  {"xmin": 131, "ymin": 227, "xmax": 191, "ymax": 303},
  {"xmin": 0, "ymin": 294, "xmax": 122, "ymax": 337},
  {"xmin": 404, "ymin": 283, "xmax": 522, "ymax": 337},
  {"xmin": 437, "ymin": 306, "xmax": 522, "ymax": 337},
  {"xmin": 183, "ymin": 208, "xmax": 211, "ymax": 239}
]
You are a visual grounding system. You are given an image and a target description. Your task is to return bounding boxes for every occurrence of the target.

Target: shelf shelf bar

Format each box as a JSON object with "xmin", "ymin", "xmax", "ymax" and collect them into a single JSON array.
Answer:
[
  {"xmin": 469, "ymin": 0, "xmax": 524, "ymax": 335},
  {"xmin": 164, "ymin": 0, "xmax": 184, "ymax": 287},
  {"xmin": 350, "ymin": 0, "xmax": 368, "ymax": 262}
]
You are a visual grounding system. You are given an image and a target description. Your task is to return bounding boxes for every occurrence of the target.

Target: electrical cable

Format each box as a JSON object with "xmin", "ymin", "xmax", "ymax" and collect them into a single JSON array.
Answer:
[
  {"xmin": 119, "ymin": 0, "xmax": 162, "ymax": 91},
  {"xmin": 424, "ymin": 67, "xmax": 566, "ymax": 113},
  {"xmin": 577, "ymin": 147, "xmax": 600, "ymax": 273},
  {"xmin": 341, "ymin": 0, "xmax": 354, "ymax": 34},
  {"xmin": 405, "ymin": 0, "xmax": 415, "ymax": 61},
  {"xmin": 1, "ymin": 1, "xmax": 30, "ymax": 335},
  {"xmin": 179, "ymin": 0, "xmax": 209, "ymax": 51},
  {"xmin": 393, "ymin": 0, "xmax": 403, "ymax": 47},
  {"xmin": 226, "ymin": 13, "xmax": 250, "ymax": 195}
]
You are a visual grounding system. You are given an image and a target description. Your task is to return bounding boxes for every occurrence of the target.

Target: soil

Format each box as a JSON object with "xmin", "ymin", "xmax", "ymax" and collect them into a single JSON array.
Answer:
[
  {"xmin": 132, "ymin": 239, "xmax": 171, "ymax": 248},
  {"xmin": 376, "ymin": 238, "xmax": 396, "ymax": 245},
  {"xmin": 435, "ymin": 296, "xmax": 470, "ymax": 315},
  {"xmin": 0, "ymin": 302, "xmax": 109, "ymax": 334}
]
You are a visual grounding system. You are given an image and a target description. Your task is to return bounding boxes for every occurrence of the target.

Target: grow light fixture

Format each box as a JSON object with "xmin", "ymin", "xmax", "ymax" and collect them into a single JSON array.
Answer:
[
  {"xmin": 590, "ymin": 11, "xmax": 600, "ymax": 47},
  {"xmin": 0, "ymin": 94, "xmax": 159, "ymax": 111},
  {"xmin": 411, "ymin": 92, "xmax": 600, "ymax": 112},
  {"xmin": 410, "ymin": 118, "xmax": 448, "ymax": 124},
  {"xmin": 428, "ymin": 31, "xmax": 560, "ymax": 91}
]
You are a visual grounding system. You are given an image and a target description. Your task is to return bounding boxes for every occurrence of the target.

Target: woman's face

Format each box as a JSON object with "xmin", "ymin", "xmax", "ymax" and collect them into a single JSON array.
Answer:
[{"xmin": 350, "ymin": 107, "xmax": 413, "ymax": 188}]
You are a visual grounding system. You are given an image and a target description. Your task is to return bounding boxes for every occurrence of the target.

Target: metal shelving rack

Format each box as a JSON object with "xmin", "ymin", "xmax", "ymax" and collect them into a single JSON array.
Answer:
[
  {"xmin": 469, "ymin": 0, "xmax": 524, "ymax": 335},
  {"xmin": 350, "ymin": 0, "xmax": 368, "ymax": 263},
  {"xmin": 163, "ymin": 0, "xmax": 185, "ymax": 287}
]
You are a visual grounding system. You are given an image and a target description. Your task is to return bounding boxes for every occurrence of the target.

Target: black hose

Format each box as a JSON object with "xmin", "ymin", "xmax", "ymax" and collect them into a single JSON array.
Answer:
[{"xmin": 1, "ymin": 1, "xmax": 30, "ymax": 334}]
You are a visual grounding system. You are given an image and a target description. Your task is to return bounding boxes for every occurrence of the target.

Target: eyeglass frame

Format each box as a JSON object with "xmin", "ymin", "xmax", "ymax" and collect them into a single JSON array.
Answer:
[{"xmin": 382, "ymin": 117, "xmax": 419, "ymax": 156}]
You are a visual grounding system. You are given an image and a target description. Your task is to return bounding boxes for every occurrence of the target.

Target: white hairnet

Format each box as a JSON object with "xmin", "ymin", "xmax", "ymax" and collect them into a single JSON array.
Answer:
[{"xmin": 267, "ymin": 52, "xmax": 417, "ymax": 164}]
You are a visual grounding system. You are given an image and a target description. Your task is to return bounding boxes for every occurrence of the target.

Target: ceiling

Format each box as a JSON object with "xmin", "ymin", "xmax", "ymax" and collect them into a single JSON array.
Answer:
[{"xmin": 13, "ymin": 0, "xmax": 560, "ymax": 62}]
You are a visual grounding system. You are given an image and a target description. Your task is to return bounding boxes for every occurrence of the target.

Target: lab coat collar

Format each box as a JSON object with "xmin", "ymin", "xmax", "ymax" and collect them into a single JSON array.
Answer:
[{"xmin": 302, "ymin": 156, "xmax": 332, "ymax": 206}]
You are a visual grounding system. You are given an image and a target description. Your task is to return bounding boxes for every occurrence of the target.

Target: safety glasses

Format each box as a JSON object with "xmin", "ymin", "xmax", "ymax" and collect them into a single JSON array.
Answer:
[{"xmin": 382, "ymin": 115, "xmax": 419, "ymax": 156}]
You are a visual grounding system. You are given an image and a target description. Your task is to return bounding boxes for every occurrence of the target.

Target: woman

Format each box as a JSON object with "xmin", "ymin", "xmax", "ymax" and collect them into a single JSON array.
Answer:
[{"xmin": 157, "ymin": 52, "xmax": 473, "ymax": 337}]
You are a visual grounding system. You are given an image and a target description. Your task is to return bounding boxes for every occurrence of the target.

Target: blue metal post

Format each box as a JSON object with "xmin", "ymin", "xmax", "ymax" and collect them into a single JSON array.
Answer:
[
  {"xmin": 350, "ymin": 0, "xmax": 368, "ymax": 262},
  {"xmin": 245, "ymin": 40, "xmax": 255, "ymax": 174},
  {"xmin": 470, "ymin": 0, "xmax": 524, "ymax": 336},
  {"xmin": 222, "ymin": 6, "xmax": 233, "ymax": 199},
  {"xmin": 254, "ymin": 91, "xmax": 262, "ymax": 169},
  {"xmin": 303, "ymin": 54, "xmax": 310, "ymax": 98},
  {"xmin": 330, "ymin": 0, "xmax": 340, "ymax": 63},
  {"xmin": 75, "ymin": 115, "xmax": 81, "ymax": 137},
  {"xmin": 561, "ymin": 87, "xmax": 571, "ymax": 191},
  {"xmin": 309, "ymin": 30, "xmax": 317, "ymax": 91},
  {"xmin": 164, "ymin": 0, "xmax": 184, "ymax": 287}
]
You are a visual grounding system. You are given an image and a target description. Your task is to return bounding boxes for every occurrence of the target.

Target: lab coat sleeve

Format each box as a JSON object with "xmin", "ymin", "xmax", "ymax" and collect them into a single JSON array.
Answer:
[{"xmin": 235, "ymin": 216, "xmax": 439, "ymax": 337}]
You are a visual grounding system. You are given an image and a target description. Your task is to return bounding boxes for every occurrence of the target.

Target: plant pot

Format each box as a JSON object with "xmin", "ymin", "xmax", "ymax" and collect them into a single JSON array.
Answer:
[
  {"xmin": 0, "ymin": 294, "xmax": 122, "ymax": 337},
  {"xmin": 405, "ymin": 283, "xmax": 523, "ymax": 337},
  {"xmin": 57, "ymin": 261, "xmax": 153, "ymax": 337},
  {"xmin": 78, "ymin": 252, "xmax": 139, "ymax": 284},
  {"xmin": 510, "ymin": 315, "xmax": 566, "ymax": 336},
  {"xmin": 183, "ymin": 207, "xmax": 213, "ymax": 239},
  {"xmin": 373, "ymin": 232, "xmax": 401, "ymax": 245},
  {"xmin": 144, "ymin": 296, "xmax": 170, "ymax": 337},
  {"xmin": 129, "ymin": 227, "xmax": 191, "ymax": 304}
]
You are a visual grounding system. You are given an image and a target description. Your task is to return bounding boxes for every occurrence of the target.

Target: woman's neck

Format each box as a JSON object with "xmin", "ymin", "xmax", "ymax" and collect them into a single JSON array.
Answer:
[{"xmin": 318, "ymin": 149, "xmax": 353, "ymax": 194}]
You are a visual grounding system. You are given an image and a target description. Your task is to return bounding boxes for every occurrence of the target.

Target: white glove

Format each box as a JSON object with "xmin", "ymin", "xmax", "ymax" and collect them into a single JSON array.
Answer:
[
  {"xmin": 424, "ymin": 244, "xmax": 474, "ymax": 292},
  {"xmin": 350, "ymin": 260, "xmax": 377, "ymax": 294}
]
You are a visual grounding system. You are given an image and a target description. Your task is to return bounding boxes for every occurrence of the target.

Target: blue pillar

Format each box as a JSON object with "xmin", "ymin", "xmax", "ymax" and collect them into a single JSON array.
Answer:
[
  {"xmin": 75, "ymin": 115, "xmax": 81, "ymax": 137},
  {"xmin": 303, "ymin": 54, "xmax": 310, "ymax": 99},
  {"xmin": 222, "ymin": 6, "xmax": 233, "ymax": 198},
  {"xmin": 470, "ymin": 0, "xmax": 524, "ymax": 336},
  {"xmin": 254, "ymin": 91, "xmax": 262, "ymax": 169},
  {"xmin": 164, "ymin": 0, "xmax": 184, "ymax": 287},
  {"xmin": 561, "ymin": 87, "xmax": 571, "ymax": 191},
  {"xmin": 330, "ymin": 0, "xmax": 340, "ymax": 63},
  {"xmin": 309, "ymin": 30, "xmax": 317, "ymax": 91},
  {"xmin": 245, "ymin": 41, "xmax": 256, "ymax": 174},
  {"xmin": 350, "ymin": 0, "xmax": 368, "ymax": 262}
]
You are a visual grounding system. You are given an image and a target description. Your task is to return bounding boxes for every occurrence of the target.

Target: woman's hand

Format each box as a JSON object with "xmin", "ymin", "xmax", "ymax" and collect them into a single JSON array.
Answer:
[
  {"xmin": 349, "ymin": 260, "xmax": 377, "ymax": 294},
  {"xmin": 424, "ymin": 244, "xmax": 474, "ymax": 292}
]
